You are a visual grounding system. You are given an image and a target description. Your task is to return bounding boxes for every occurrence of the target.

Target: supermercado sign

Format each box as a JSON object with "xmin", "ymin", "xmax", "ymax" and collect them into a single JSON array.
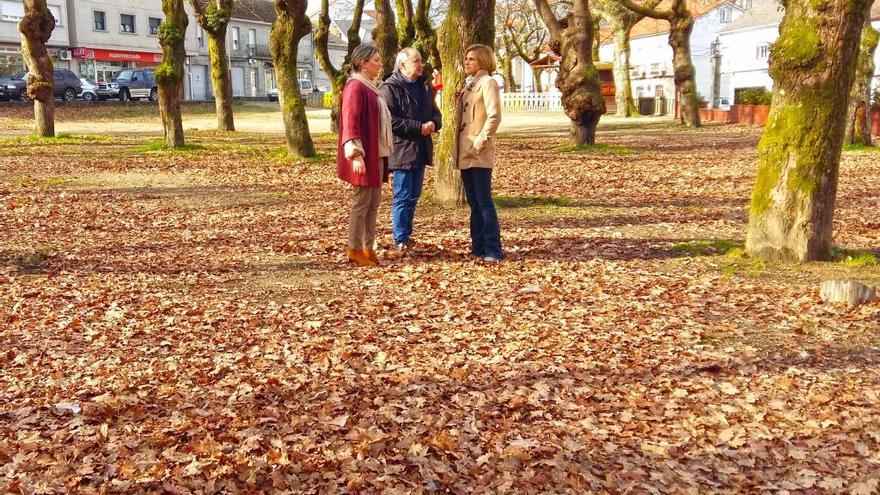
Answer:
[{"xmin": 72, "ymin": 47, "xmax": 163, "ymax": 63}]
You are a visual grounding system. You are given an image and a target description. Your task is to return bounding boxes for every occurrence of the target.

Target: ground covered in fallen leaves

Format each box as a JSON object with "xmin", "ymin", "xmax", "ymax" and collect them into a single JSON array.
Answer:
[{"xmin": 1, "ymin": 105, "xmax": 879, "ymax": 494}]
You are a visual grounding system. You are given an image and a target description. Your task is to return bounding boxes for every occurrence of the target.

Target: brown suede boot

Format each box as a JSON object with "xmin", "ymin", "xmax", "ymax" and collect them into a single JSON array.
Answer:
[
  {"xmin": 364, "ymin": 248, "xmax": 380, "ymax": 265},
  {"xmin": 347, "ymin": 249, "xmax": 376, "ymax": 266}
]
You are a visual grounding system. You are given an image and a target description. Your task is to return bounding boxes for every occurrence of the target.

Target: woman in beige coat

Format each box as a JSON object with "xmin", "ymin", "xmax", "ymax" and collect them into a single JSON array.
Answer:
[{"xmin": 454, "ymin": 44, "xmax": 503, "ymax": 262}]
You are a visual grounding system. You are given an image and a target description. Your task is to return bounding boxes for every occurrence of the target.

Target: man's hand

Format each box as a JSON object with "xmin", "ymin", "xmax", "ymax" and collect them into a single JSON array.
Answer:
[
  {"xmin": 352, "ymin": 156, "xmax": 366, "ymax": 175},
  {"xmin": 421, "ymin": 121, "xmax": 436, "ymax": 136}
]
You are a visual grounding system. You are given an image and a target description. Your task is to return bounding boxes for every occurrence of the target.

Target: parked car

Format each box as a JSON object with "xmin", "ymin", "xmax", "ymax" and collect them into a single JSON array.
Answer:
[
  {"xmin": 268, "ymin": 79, "xmax": 313, "ymax": 101},
  {"xmin": 0, "ymin": 69, "xmax": 82, "ymax": 102},
  {"xmin": 98, "ymin": 68, "xmax": 158, "ymax": 101},
  {"xmin": 78, "ymin": 78, "xmax": 98, "ymax": 101}
]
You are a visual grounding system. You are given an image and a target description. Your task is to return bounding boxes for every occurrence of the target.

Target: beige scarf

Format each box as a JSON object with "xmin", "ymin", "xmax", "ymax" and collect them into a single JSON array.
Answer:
[{"xmin": 351, "ymin": 73, "xmax": 393, "ymax": 158}]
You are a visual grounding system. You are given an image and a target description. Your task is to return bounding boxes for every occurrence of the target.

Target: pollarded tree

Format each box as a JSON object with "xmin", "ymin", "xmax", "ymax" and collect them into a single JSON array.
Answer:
[
  {"xmin": 618, "ymin": 0, "xmax": 700, "ymax": 127},
  {"xmin": 157, "ymin": 0, "xmax": 189, "ymax": 147},
  {"xmin": 18, "ymin": 0, "xmax": 55, "ymax": 137},
  {"xmin": 374, "ymin": 0, "xmax": 400, "ymax": 77},
  {"xmin": 433, "ymin": 0, "xmax": 496, "ymax": 206},
  {"xmin": 593, "ymin": 0, "xmax": 659, "ymax": 117},
  {"xmin": 535, "ymin": 0, "xmax": 606, "ymax": 145},
  {"xmin": 495, "ymin": 6, "xmax": 518, "ymax": 92},
  {"xmin": 270, "ymin": 0, "xmax": 315, "ymax": 157},
  {"xmin": 745, "ymin": 0, "xmax": 873, "ymax": 261},
  {"xmin": 189, "ymin": 0, "xmax": 236, "ymax": 132},
  {"xmin": 314, "ymin": 0, "xmax": 365, "ymax": 132},
  {"xmin": 844, "ymin": 20, "xmax": 879, "ymax": 146}
]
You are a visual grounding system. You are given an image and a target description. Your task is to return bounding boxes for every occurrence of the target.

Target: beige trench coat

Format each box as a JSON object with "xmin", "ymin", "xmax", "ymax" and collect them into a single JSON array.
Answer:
[{"xmin": 453, "ymin": 71, "xmax": 502, "ymax": 170}]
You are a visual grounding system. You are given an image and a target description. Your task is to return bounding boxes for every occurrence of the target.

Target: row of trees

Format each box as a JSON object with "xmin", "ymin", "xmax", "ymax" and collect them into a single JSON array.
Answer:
[{"xmin": 16, "ymin": 0, "xmax": 879, "ymax": 263}]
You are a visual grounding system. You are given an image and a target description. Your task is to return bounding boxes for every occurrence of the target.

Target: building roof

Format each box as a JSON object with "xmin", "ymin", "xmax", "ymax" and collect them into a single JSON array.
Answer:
[
  {"xmin": 719, "ymin": 0, "xmax": 782, "ymax": 33},
  {"xmin": 230, "ymin": 0, "xmax": 277, "ymax": 23}
]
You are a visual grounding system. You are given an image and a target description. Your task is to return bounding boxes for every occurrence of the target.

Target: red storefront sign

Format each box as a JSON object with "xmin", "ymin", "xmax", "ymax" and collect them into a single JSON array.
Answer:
[{"xmin": 72, "ymin": 47, "xmax": 163, "ymax": 63}]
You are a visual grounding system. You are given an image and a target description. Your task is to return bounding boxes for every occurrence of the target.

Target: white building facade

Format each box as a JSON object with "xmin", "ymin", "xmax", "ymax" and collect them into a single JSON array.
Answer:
[
  {"xmin": 598, "ymin": 0, "xmax": 746, "ymax": 110},
  {"xmin": 717, "ymin": 0, "xmax": 880, "ymax": 103}
]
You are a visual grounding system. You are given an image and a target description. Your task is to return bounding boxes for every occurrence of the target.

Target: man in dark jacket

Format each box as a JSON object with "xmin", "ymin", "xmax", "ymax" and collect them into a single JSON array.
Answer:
[{"xmin": 379, "ymin": 48, "xmax": 442, "ymax": 252}]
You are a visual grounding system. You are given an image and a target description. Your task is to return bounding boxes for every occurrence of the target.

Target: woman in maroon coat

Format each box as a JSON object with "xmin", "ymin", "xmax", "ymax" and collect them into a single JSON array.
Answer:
[{"xmin": 337, "ymin": 45, "xmax": 393, "ymax": 266}]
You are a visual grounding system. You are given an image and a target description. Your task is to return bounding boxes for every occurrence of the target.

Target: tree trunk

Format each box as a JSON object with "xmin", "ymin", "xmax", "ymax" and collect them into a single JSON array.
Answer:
[
  {"xmin": 745, "ymin": 0, "xmax": 872, "ymax": 262},
  {"xmin": 500, "ymin": 48, "xmax": 516, "ymax": 92},
  {"xmin": 208, "ymin": 31, "xmax": 235, "ymax": 131},
  {"xmin": 190, "ymin": 0, "xmax": 235, "ymax": 132},
  {"xmin": 844, "ymin": 21, "xmax": 879, "ymax": 146},
  {"xmin": 374, "ymin": 0, "xmax": 399, "ymax": 78},
  {"xmin": 434, "ymin": 0, "xmax": 495, "ymax": 206},
  {"xmin": 271, "ymin": 0, "xmax": 316, "ymax": 157},
  {"xmin": 414, "ymin": 0, "xmax": 441, "ymax": 71},
  {"xmin": 533, "ymin": 67, "xmax": 543, "ymax": 93},
  {"xmin": 591, "ymin": 13, "xmax": 601, "ymax": 61},
  {"xmin": 612, "ymin": 26, "xmax": 638, "ymax": 117},
  {"xmin": 315, "ymin": 0, "xmax": 363, "ymax": 132},
  {"xmin": 157, "ymin": 0, "xmax": 188, "ymax": 147},
  {"xmin": 18, "ymin": 0, "xmax": 55, "ymax": 137},
  {"xmin": 536, "ymin": 0, "xmax": 605, "ymax": 145},
  {"xmin": 669, "ymin": 15, "xmax": 699, "ymax": 127}
]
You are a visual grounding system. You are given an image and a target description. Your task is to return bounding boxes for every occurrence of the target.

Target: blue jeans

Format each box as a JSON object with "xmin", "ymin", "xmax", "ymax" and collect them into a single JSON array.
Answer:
[
  {"xmin": 392, "ymin": 166, "xmax": 426, "ymax": 245},
  {"xmin": 461, "ymin": 168, "xmax": 502, "ymax": 258}
]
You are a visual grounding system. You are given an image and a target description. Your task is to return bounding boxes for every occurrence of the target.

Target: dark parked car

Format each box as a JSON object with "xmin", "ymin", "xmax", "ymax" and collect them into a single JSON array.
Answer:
[
  {"xmin": 1, "ymin": 69, "xmax": 82, "ymax": 102},
  {"xmin": 97, "ymin": 68, "xmax": 158, "ymax": 101}
]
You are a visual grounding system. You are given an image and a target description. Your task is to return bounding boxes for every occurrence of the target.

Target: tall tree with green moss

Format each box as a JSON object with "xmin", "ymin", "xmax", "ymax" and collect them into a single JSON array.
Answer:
[
  {"xmin": 593, "ymin": 0, "xmax": 658, "ymax": 117},
  {"xmin": 189, "ymin": 0, "xmax": 236, "ymax": 132},
  {"xmin": 618, "ymin": 0, "xmax": 699, "ymax": 127},
  {"xmin": 157, "ymin": 0, "xmax": 189, "ymax": 147},
  {"xmin": 535, "ymin": 0, "xmax": 606, "ymax": 145},
  {"xmin": 270, "ymin": 0, "xmax": 315, "ymax": 157},
  {"xmin": 745, "ymin": 0, "xmax": 873, "ymax": 262},
  {"xmin": 315, "ymin": 0, "xmax": 364, "ymax": 132},
  {"xmin": 844, "ymin": 20, "xmax": 879, "ymax": 146},
  {"xmin": 414, "ymin": 0, "xmax": 441, "ymax": 70},
  {"xmin": 18, "ymin": 0, "xmax": 55, "ymax": 137},
  {"xmin": 374, "ymin": 0, "xmax": 400, "ymax": 77},
  {"xmin": 433, "ymin": 0, "xmax": 496, "ymax": 206},
  {"xmin": 395, "ymin": 0, "xmax": 415, "ymax": 47}
]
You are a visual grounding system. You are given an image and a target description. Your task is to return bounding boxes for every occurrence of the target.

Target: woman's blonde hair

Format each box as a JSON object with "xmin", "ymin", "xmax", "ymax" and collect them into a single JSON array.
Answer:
[{"xmin": 466, "ymin": 44, "xmax": 496, "ymax": 73}]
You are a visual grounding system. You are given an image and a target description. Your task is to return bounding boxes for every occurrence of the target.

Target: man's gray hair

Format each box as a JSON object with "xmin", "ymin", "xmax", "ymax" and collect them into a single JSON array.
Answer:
[{"xmin": 395, "ymin": 47, "xmax": 421, "ymax": 70}]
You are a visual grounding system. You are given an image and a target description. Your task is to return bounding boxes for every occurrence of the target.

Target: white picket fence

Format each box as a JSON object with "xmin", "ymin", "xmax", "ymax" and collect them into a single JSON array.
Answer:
[{"xmin": 501, "ymin": 92, "xmax": 564, "ymax": 112}]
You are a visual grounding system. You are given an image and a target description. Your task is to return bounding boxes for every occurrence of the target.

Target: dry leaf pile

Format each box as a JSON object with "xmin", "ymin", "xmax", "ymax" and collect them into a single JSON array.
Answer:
[{"xmin": 1, "ymin": 119, "xmax": 879, "ymax": 494}]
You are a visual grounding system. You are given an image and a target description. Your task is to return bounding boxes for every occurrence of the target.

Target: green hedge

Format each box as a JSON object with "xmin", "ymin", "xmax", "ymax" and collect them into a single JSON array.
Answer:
[{"xmin": 735, "ymin": 88, "xmax": 772, "ymax": 105}]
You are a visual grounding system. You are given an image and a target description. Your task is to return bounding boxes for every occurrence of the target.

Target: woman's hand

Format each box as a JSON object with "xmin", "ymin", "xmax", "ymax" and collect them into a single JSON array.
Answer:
[{"xmin": 352, "ymin": 156, "xmax": 366, "ymax": 175}]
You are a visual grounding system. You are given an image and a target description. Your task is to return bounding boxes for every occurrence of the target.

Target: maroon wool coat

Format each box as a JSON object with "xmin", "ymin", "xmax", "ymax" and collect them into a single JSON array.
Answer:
[{"xmin": 336, "ymin": 78, "xmax": 388, "ymax": 188}]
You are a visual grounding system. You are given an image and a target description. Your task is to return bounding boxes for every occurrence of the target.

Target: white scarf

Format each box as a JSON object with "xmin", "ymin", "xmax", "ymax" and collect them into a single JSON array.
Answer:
[{"xmin": 351, "ymin": 73, "xmax": 393, "ymax": 158}]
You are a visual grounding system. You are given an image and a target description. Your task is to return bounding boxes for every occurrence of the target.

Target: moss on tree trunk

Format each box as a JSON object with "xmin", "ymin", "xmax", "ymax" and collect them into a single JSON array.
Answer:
[
  {"xmin": 271, "ymin": 0, "xmax": 315, "ymax": 158},
  {"xmin": 536, "ymin": 0, "xmax": 605, "ymax": 145},
  {"xmin": 434, "ymin": 0, "xmax": 496, "ymax": 206},
  {"xmin": 189, "ymin": 0, "xmax": 235, "ymax": 132},
  {"xmin": 844, "ymin": 21, "xmax": 878, "ymax": 146},
  {"xmin": 395, "ymin": 0, "xmax": 415, "ymax": 47},
  {"xmin": 157, "ymin": 0, "xmax": 188, "ymax": 147},
  {"xmin": 18, "ymin": 0, "xmax": 55, "ymax": 138},
  {"xmin": 745, "ymin": 0, "xmax": 872, "ymax": 262}
]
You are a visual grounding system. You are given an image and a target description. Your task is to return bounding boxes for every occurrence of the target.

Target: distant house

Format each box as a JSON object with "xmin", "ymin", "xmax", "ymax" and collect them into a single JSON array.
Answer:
[
  {"xmin": 718, "ymin": 0, "xmax": 880, "ymax": 105},
  {"xmin": 597, "ymin": 0, "xmax": 748, "ymax": 111}
]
